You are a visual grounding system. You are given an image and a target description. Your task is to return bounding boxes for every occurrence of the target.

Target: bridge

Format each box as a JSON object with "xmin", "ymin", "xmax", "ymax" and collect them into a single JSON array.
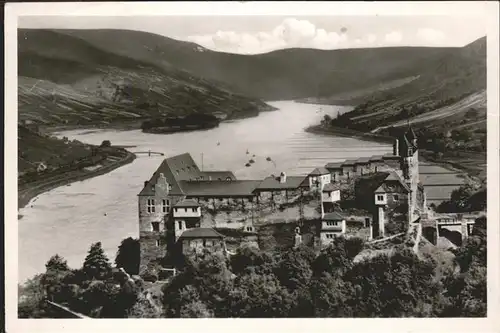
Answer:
[
  {"xmin": 421, "ymin": 211, "xmax": 485, "ymax": 247},
  {"xmin": 133, "ymin": 150, "xmax": 165, "ymax": 157}
]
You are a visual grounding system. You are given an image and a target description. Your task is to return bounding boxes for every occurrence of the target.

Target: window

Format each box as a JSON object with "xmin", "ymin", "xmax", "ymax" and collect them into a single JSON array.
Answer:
[
  {"xmin": 184, "ymin": 208, "xmax": 188, "ymax": 212},
  {"xmin": 203, "ymin": 239, "xmax": 206, "ymax": 247},
  {"xmin": 377, "ymin": 195, "xmax": 384, "ymax": 201},
  {"xmin": 192, "ymin": 208, "xmax": 197, "ymax": 213},
  {"xmin": 156, "ymin": 240, "xmax": 160, "ymax": 247},
  {"xmin": 393, "ymin": 195, "xmax": 399, "ymax": 201},
  {"xmin": 147, "ymin": 199, "xmax": 155, "ymax": 213},
  {"xmin": 177, "ymin": 221, "xmax": 182, "ymax": 230},
  {"xmin": 162, "ymin": 199, "xmax": 170, "ymax": 213},
  {"xmin": 151, "ymin": 222, "xmax": 160, "ymax": 232}
]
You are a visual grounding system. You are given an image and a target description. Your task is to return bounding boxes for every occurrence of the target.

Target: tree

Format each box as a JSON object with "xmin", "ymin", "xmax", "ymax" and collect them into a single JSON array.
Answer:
[
  {"xmin": 115, "ymin": 237, "xmax": 140, "ymax": 275},
  {"xmin": 45, "ymin": 254, "xmax": 70, "ymax": 272},
  {"xmin": 180, "ymin": 300, "xmax": 214, "ymax": 318},
  {"xmin": 441, "ymin": 217, "xmax": 487, "ymax": 317},
  {"xmin": 228, "ymin": 272, "xmax": 294, "ymax": 317},
  {"xmin": 312, "ymin": 237, "xmax": 364, "ymax": 277},
  {"xmin": 82, "ymin": 242, "xmax": 112, "ymax": 280},
  {"xmin": 344, "ymin": 248, "xmax": 439, "ymax": 317},
  {"xmin": 274, "ymin": 246, "xmax": 314, "ymax": 291},
  {"xmin": 100, "ymin": 140, "xmax": 111, "ymax": 148}
]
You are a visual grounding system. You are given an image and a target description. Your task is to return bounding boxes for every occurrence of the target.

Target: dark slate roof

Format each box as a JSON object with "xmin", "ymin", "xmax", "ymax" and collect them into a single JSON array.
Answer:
[
  {"xmin": 180, "ymin": 180, "xmax": 262, "ymax": 197},
  {"xmin": 322, "ymin": 183, "xmax": 341, "ymax": 192},
  {"xmin": 138, "ymin": 159, "xmax": 184, "ymax": 196},
  {"xmin": 382, "ymin": 154, "xmax": 401, "ymax": 160},
  {"xmin": 369, "ymin": 155, "xmax": 384, "ymax": 162},
  {"xmin": 325, "ymin": 162, "xmax": 343, "ymax": 170},
  {"xmin": 174, "ymin": 199, "xmax": 200, "ymax": 208},
  {"xmin": 138, "ymin": 153, "xmax": 239, "ymax": 196},
  {"xmin": 179, "ymin": 228, "xmax": 224, "ymax": 239},
  {"xmin": 256, "ymin": 175, "xmax": 308, "ymax": 190},
  {"xmin": 200, "ymin": 171, "xmax": 237, "ymax": 181},
  {"xmin": 374, "ymin": 171, "xmax": 410, "ymax": 193},
  {"xmin": 356, "ymin": 157, "xmax": 371, "ymax": 164},
  {"xmin": 166, "ymin": 153, "xmax": 203, "ymax": 181},
  {"xmin": 341, "ymin": 160, "xmax": 357, "ymax": 166},
  {"xmin": 323, "ymin": 212, "xmax": 345, "ymax": 221},
  {"xmin": 309, "ymin": 167, "xmax": 330, "ymax": 176}
]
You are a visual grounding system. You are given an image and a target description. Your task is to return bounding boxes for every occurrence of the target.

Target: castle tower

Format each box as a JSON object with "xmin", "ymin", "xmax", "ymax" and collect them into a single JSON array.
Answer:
[
  {"xmin": 398, "ymin": 124, "xmax": 420, "ymax": 223},
  {"xmin": 138, "ymin": 173, "xmax": 172, "ymax": 274}
]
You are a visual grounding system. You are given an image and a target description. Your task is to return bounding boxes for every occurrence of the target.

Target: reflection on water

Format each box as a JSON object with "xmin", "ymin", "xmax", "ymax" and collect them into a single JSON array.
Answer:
[{"xmin": 18, "ymin": 101, "xmax": 393, "ymax": 283}]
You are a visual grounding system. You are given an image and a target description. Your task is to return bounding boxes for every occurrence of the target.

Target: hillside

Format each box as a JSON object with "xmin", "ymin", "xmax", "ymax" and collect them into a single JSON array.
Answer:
[
  {"xmin": 44, "ymin": 28, "xmax": 458, "ymax": 100},
  {"xmin": 329, "ymin": 37, "xmax": 486, "ymax": 135},
  {"xmin": 18, "ymin": 29, "xmax": 274, "ymax": 127},
  {"xmin": 317, "ymin": 37, "xmax": 487, "ymax": 178}
]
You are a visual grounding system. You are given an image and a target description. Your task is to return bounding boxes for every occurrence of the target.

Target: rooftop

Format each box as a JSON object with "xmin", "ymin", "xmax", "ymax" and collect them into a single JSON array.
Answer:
[
  {"xmin": 174, "ymin": 199, "xmax": 200, "ymax": 208},
  {"xmin": 180, "ymin": 180, "xmax": 262, "ymax": 197},
  {"xmin": 323, "ymin": 212, "xmax": 345, "ymax": 221},
  {"xmin": 322, "ymin": 183, "xmax": 341, "ymax": 192},
  {"xmin": 369, "ymin": 155, "xmax": 384, "ymax": 162},
  {"xmin": 382, "ymin": 154, "xmax": 401, "ymax": 160},
  {"xmin": 200, "ymin": 171, "xmax": 237, "ymax": 181},
  {"xmin": 309, "ymin": 167, "xmax": 330, "ymax": 176},
  {"xmin": 179, "ymin": 228, "xmax": 224, "ymax": 239},
  {"xmin": 374, "ymin": 171, "xmax": 410, "ymax": 193},
  {"xmin": 356, "ymin": 157, "xmax": 371, "ymax": 164},
  {"xmin": 325, "ymin": 162, "xmax": 343, "ymax": 170},
  {"xmin": 341, "ymin": 160, "xmax": 357, "ymax": 166},
  {"xmin": 256, "ymin": 175, "xmax": 308, "ymax": 190}
]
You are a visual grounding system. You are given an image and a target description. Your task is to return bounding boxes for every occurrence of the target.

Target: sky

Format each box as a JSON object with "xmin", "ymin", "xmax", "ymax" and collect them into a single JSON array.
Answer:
[{"xmin": 19, "ymin": 15, "xmax": 487, "ymax": 55}]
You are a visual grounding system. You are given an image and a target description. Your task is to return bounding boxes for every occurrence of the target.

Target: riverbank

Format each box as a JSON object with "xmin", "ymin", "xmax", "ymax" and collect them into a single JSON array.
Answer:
[
  {"xmin": 18, "ymin": 148, "xmax": 136, "ymax": 210},
  {"xmin": 43, "ymin": 106, "xmax": 278, "ymax": 134},
  {"xmin": 305, "ymin": 124, "xmax": 394, "ymax": 145}
]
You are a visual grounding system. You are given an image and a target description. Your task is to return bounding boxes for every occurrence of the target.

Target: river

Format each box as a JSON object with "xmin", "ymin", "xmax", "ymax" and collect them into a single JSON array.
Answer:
[{"xmin": 18, "ymin": 100, "xmax": 398, "ymax": 283}]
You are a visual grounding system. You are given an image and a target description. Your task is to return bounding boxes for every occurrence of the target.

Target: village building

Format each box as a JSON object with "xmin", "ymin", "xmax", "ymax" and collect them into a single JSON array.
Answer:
[
  {"xmin": 320, "ymin": 211, "xmax": 347, "ymax": 246},
  {"xmin": 254, "ymin": 172, "xmax": 308, "ymax": 203},
  {"xmin": 324, "ymin": 162, "xmax": 343, "ymax": 182},
  {"xmin": 321, "ymin": 183, "xmax": 341, "ymax": 213},
  {"xmin": 341, "ymin": 160, "xmax": 357, "ymax": 179},
  {"xmin": 308, "ymin": 167, "xmax": 331, "ymax": 190},
  {"xmin": 373, "ymin": 171, "xmax": 411, "ymax": 238},
  {"xmin": 177, "ymin": 228, "xmax": 226, "ymax": 255},
  {"xmin": 355, "ymin": 157, "xmax": 372, "ymax": 175}
]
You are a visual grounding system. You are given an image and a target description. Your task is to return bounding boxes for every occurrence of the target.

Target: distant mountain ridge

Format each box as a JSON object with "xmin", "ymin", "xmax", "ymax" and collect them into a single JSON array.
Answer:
[
  {"xmin": 18, "ymin": 29, "xmax": 274, "ymax": 127},
  {"xmin": 45, "ymin": 28, "xmax": 470, "ymax": 100}
]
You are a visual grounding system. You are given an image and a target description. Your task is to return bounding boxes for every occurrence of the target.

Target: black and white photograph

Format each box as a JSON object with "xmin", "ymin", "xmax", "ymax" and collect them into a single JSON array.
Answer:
[{"xmin": 4, "ymin": 1, "xmax": 500, "ymax": 331}]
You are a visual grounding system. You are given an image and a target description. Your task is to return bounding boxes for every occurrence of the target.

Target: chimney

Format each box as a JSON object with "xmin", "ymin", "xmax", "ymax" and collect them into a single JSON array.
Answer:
[
  {"xmin": 393, "ymin": 138, "xmax": 399, "ymax": 156},
  {"xmin": 280, "ymin": 172, "xmax": 287, "ymax": 183}
]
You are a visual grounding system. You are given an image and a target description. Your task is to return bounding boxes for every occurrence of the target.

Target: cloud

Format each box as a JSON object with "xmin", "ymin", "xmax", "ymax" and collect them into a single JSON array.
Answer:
[
  {"xmin": 367, "ymin": 33, "xmax": 377, "ymax": 44},
  {"xmin": 185, "ymin": 18, "xmax": 404, "ymax": 54},
  {"xmin": 384, "ymin": 31, "xmax": 403, "ymax": 44},
  {"xmin": 417, "ymin": 28, "xmax": 446, "ymax": 44}
]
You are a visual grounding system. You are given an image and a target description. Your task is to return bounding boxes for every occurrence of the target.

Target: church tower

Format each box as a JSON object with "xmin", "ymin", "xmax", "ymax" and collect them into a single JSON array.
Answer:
[{"xmin": 398, "ymin": 124, "xmax": 419, "ymax": 223}]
